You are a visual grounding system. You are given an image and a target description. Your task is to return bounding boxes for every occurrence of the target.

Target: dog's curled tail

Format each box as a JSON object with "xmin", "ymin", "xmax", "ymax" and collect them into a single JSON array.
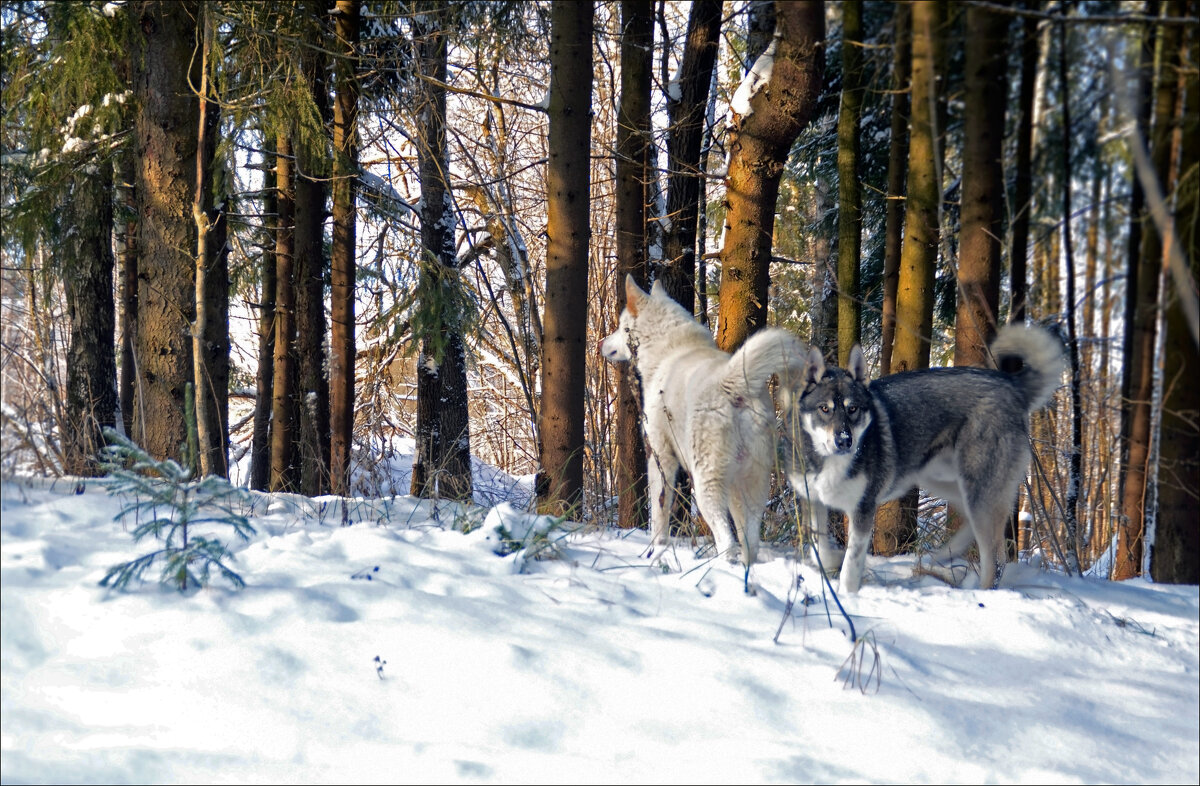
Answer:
[
  {"xmin": 991, "ymin": 323, "xmax": 1067, "ymax": 412},
  {"xmin": 723, "ymin": 328, "xmax": 808, "ymax": 395}
]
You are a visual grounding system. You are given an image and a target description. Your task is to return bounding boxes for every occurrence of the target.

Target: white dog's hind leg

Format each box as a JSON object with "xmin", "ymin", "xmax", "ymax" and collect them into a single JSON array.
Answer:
[{"xmin": 645, "ymin": 450, "xmax": 678, "ymax": 559}]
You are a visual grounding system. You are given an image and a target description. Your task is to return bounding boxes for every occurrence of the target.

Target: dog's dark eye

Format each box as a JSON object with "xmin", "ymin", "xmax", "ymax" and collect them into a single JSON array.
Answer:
[
  {"xmin": 847, "ymin": 406, "xmax": 857, "ymax": 415},
  {"xmin": 820, "ymin": 404, "xmax": 831, "ymax": 414}
]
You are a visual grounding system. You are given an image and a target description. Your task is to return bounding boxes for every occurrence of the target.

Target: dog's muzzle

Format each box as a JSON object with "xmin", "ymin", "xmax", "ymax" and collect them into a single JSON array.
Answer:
[{"xmin": 834, "ymin": 430, "xmax": 853, "ymax": 453}]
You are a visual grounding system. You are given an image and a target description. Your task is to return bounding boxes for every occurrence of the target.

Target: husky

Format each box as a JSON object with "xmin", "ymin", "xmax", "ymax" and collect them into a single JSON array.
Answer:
[
  {"xmin": 780, "ymin": 324, "xmax": 1066, "ymax": 593},
  {"xmin": 600, "ymin": 275, "xmax": 806, "ymax": 586}
]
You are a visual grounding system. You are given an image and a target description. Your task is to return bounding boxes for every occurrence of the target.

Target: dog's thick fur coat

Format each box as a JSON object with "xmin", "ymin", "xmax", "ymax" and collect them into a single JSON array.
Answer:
[
  {"xmin": 781, "ymin": 324, "xmax": 1066, "ymax": 593},
  {"xmin": 600, "ymin": 276, "xmax": 806, "ymax": 578}
]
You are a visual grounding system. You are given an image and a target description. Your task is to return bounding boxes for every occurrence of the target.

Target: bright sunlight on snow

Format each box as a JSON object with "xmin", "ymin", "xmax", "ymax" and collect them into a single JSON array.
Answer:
[{"xmin": 2, "ymin": 461, "xmax": 1197, "ymax": 784}]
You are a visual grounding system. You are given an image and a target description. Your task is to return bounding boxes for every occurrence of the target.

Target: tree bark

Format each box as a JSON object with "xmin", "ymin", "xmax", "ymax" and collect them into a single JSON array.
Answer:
[
  {"xmin": 132, "ymin": 0, "xmax": 198, "ymax": 463},
  {"xmin": 329, "ymin": 0, "xmax": 359, "ymax": 498},
  {"xmin": 63, "ymin": 167, "xmax": 117, "ymax": 477},
  {"xmin": 1150, "ymin": 1, "xmax": 1197, "ymax": 583},
  {"xmin": 411, "ymin": 12, "xmax": 473, "ymax": 503},
  {"xmin": 880, "ymin": 2, "xmax": 910, "ymax": 377},
  {"xmin": 658, "ymin": 0, "xmax": 721, "ymax": 311},
  {"xmin": 1115, "ymin": 6, "xmax": 1166, "ymax": 579},
  {"xmin": 251, "ymin": 147, "xmax": 276, "ymax": 492},
  {"xmin": 613, "ymin": 0, "xmax": 653, "ymax": 530},
  {"xmin": 890, "ymin": 0, "xmax": 941, "ymax": 373},
  {"xmin": 537, "ymin": 0, "xmax": 593, "ymax": 517},
  {"xmin": 715, "ymin": 1, "xmax": 824, "ymax": 352},
  {"xmin": 270, "ymin": 130, "xmax": 300, "ymax": 492},
  {"xmin": 1009, "ymin": 1, "xmax": 1040, "ymax": 325},
  {"xmin": 836, "ymin": 0, "xmax": 863, "ymax": 365},
  {"xmin": 954, "ymin": 4, "xmax": 1007, "ymax": 368}
]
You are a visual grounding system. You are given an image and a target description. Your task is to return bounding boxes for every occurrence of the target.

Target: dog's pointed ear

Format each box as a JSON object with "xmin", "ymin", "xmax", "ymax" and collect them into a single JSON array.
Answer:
[
  {"xmin": 624, "ymin": 274, "xmax": 647, "ymax": 316},
  {"xmin": 848, "ymin": 344, "xmax": 868, "ymax": 384},
  {"xmin": 650, "ymin": 279, "xmax": 668, "ymax": 299},
  {"xmin": 804, "ymin": 346, "xmax": 826, "ymax": 386}
]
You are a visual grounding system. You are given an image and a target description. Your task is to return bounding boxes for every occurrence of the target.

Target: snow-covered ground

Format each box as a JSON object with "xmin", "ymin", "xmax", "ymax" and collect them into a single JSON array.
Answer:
[{"xmin": 2, "ymin": 467, "xmax": 1197, "ymax": 784}]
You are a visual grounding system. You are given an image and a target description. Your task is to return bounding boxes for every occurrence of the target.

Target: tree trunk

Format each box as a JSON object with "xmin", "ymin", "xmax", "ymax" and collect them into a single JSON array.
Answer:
[
  {"xmin": 63, "ymin": 167, "xmax": 117, "ymax": 477},
  {"xmin": 1058, "ymin": 18, "xmax": 1084, "ymax": 574},
  {"xmin": 613, "ymin": 0, "xmax": 653, "ymax": 530},
  {"xmin": 294, "ymin": 5, "xmax": 330, "ymax": 495},
  {"xmin": 411, "ymin": 13, "xmax": 473, "ymax": 503},
  {"xmin": 116, "ymin": 151, "xmax": 138, "ymax": 437},
  {"xmin": 1009, "ymin": 1, "xmax": 1040, "ymax": 325},
  {"xmin": 1149, "ymin": 2, "xmax": 1197, "ymax": 583},
  {"xmin": 715, "ymin": 0, "xmax": 824, "ymax": 352},
  {"xmin": 329, "ymin": 0, "xmax": 359, "ymax": 498},
  {"xmin": 890, "ymin": 0, "xmax": 941, "ymax": 373},
  {"xmin": 251, "ymin": 147, "xmax": 276, "ymax": 492},
  {"xmin": 876, "ymin": 0, "xmax": 943, "ymax": 555},
  {"xmin": 192, "ymin": 7, "xmax": 229, "ymax": 479},
  {"xmin": 658, "ymin": 0, "xmax": 721, "ymax": 311},
  {"xmin": 954, "ymin": 3, "xmax": 1007, "ymax": 368},
  {"xmin": 880, "ymin": 1, "xmax": 910, "ymax": 377},
  {"xmin": 270, "ymin": 131, "xmax": 300, "ymax": 492},
  {"xmin": 836, "ymin": 0, "xmax": 863, "ymax": 365},
  {"xmin": 132, "ymin": 0, "xmax": 198, "ymax": 463},
  {"xmin": 1115, "ymin": 7, "xmax": 1166, "ymax": 579},
  {"xmin": 537, "ymin": 0, "xmax": 593, "ymax": 517}
]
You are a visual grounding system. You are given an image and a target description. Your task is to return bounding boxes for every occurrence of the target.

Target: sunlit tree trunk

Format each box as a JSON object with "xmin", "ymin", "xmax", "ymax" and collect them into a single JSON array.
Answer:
[
  {"xmin": 538, "ymin": 0, "xmax": 593, "ymax": 517},
  {"xmin": 1150, "ymin": 2, "xmax": 1197, "ymax": 583},
  {"xmin": 613, "ymin": 0, "xmax": 652, "ymax": 530},
  {"xmin": 954, "ymin": 4, "xmax": 1007, "ymax": 368},
  {"xmin": 329, "ymin": 0, "xmax": 359, "ymax": 498},
  {"xmin": 880, "ymin": 1, "xmax": 909, "ymax": 377},
  {"xmin": 659, "ymin": 0, "xmax": 721, "ymax": 311},
  {"xmin": 411, "ymin": 11, "xmax": 472, "ymax": 502},
  {"xmin": 836, "ymin": 0, "xmax": 863, "ymax": 365},
  {"xmin": 715, "ymin": 1, "xmax": 824, "ymax": 352},
  {"xmin": 270, "ymin": 130, "xmax": 300, "ymax": 492},
  {"xmin": 1116, "ymin": 7, "xmax": 1167, "ymax": 579},
  {"xmin": 132, "ymin": 0, "xmax": 198, "ymax": 463}
]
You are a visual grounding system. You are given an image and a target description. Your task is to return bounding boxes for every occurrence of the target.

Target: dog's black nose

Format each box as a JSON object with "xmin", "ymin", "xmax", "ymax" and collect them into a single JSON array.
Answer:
[{"xmin": 835, "ymin": 430, "xmax": 853, "ymax": 452}]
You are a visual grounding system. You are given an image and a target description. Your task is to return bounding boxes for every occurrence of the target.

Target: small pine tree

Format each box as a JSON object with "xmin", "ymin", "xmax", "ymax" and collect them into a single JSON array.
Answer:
[{"xmin": 98, "ymin": 427, "xmax": 255, "ymax": 592}]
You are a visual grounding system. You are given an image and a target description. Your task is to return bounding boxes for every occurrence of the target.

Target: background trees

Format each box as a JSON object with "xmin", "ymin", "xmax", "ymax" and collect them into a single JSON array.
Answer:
[{"xmin": 1, "ymin": 1, "xmax": 1195, "ymax": 583}]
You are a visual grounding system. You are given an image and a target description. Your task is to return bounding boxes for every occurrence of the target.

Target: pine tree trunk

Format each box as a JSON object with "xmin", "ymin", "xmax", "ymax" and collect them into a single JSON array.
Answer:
[
  {"xmin": 876, "ymin": 0, "xmax": 943, "ymax": 555},
  {"xmin": 251, "ymin": 147, "xmax": 276, "ymax": 492},
  {"xmin": 294, "ymin": 5, "xmax": 330, "ymax": 495},
  {"xmin": 658, "ymin": 0, "xmax": 721, "ymax": 311},
  {"xmin": 613, "ymin": 0, "xmax": 653, "ymax": 530},
  {"xmin": 537, "ymin": 0, "xmax": 593, "ymax": 517},
  {"xmin": 880, "ymin": 1, "xmax": 909, "ymax": 377},
  {"xmin": 716, "ymin": 1, "xmax": 824, "ymax": 352},
  {"xmin": 1058, "ymin": 19, "xmax": 1084, "ymax": 574},
  {"xmin": 836, "ymin": 0, "xmax": 863, "ymax": 365},
  {"xmin": 1149, "ymin": 2, "xmax": 1197, "ymax": 583},
  {"xmin": 954, "ymin": 4, "xmax": 1006, "ymax": 368},
  {"xmin": 329, "ymin": 0, "xmax": 360, "ymax": 498},
  {"xmin": 132, "ymin": 0, "xmax": 199, "ymax": 463},
  {"xmin": 191, "ymin": 8, "xmax": 229, "ymax": 479},
  {"xmin": 890, "ymin": 0, "xmax": 940, "ymax": 373},
  {"xmin": 1009, "ymin": 1, "xmax": 1040, "ymax": 325},
  {"xmin": 1115, "ymin": 7, "xmax": 1167, "ymax": 579},
  {"xmin": 117, "ymin": 151, "xmax": 138, "ymax": 437},
  {"xmin": 270, "ymin": 131, "xmax": 299, "ymax": 492},
  {"xmin": 63, "ymin": 167, "xmax": 117, "ymax": 477},
  {"xmin": 412, "ymin": 13, "xmax": 473, "ymax": 503}
]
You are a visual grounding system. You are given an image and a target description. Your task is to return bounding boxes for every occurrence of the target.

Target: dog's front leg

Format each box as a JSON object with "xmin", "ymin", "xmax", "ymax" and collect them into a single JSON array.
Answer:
[
  {"xmin": 806, "ymin": 499, "xmax": 845, "ymax": 575},
  {"xmin": 839, "ymin": 505, "xmax": 876, "ymax": 594}
]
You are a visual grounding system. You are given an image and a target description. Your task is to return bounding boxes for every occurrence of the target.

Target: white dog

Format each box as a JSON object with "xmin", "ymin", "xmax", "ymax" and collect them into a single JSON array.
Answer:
[{"xmin": 600, "ymin": 275, "xmax": 806, "ymax": 587}]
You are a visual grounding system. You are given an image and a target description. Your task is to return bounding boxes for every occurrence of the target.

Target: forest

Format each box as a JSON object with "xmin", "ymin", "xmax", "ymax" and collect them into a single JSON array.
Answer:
[{"xmin": 1, "ymin": 0, "xmax": 1196, "ymax": 586}]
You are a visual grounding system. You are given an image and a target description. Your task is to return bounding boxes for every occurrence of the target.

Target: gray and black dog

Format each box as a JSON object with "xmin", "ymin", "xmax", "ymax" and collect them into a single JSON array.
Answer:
[{"xmin": 780, "ymin": 324, "xmax": 1066, "ymax": 593}]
